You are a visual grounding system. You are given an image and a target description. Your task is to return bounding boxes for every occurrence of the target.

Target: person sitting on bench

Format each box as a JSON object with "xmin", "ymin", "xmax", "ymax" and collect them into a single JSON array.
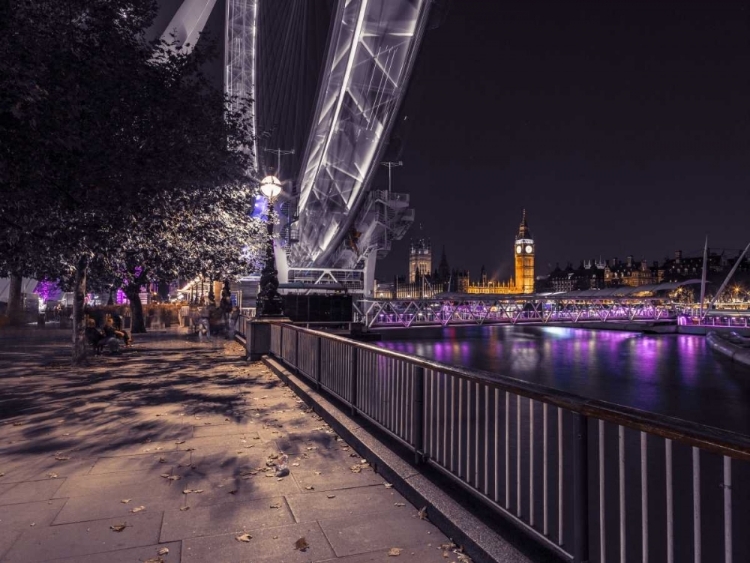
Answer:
[
  {"xmin": 85, "ymin": 323, "xmax": 106, "ymax": 354},
  {"xmin": 103, "ymin": 315, "xmax": 132, "ymax": 346}
]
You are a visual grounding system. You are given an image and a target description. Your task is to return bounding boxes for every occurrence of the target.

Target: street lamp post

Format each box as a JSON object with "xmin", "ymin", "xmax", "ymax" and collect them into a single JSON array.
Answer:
[{"xmin": 256, "ymin": 175, "xmax": 284, "ymax": 318}]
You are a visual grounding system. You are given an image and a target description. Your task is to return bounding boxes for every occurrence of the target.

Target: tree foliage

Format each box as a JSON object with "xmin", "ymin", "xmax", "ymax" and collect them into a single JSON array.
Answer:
[{"xmin": 0, "ymin": 0, "xmax": 263, "ymax": 358}]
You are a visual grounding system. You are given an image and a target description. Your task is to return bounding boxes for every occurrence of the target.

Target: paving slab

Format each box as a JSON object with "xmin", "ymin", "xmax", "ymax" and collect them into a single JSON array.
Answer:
[
  {"xmin": 52, "ymin": 468, "xmax": 179, "ymax": 499},
  {"xmin": 1, "ymin": 510, "xmax": 163, "ymax": 562},
  {"xmin": 87, "ymin": 451, "xmax": 192, "ymax": 475},
  {"xmin": 0, "ymin": 498, "xmax": 66, "ymax": 530},
  {"xmin": 160, "ymin": 495, "xmax": 295, "ymax": 541},
  {"xmin": 291, "ymin": 467, "xmax": 385, "ymax": 492},
  {"xmin": 47, "ymin": 541, "xmax": 182, "ymax": 563},
  {"xmin": 286, "ymin": 485, "xmax": 409, "ymax": 523},
  {"xmin": 0, "ymin": 529, "xmax": 21, "ymax": 560},
  {"xmin": 318, "ymin": 510, "xmax": 449, "ymax": 558},
  {"xmin": 0, "ymin": 479, "xmax": 64, "ymax": 506},
  {"xmin": 53, "ymin": 490, "xmax": 184, "ymax": 525},
  {"xmin": 192, "ymin": 421, "xmax": 261, "ymax": 438},
  {"xmin": 316, "ymin": 544, "xmax": 454, "ymax": 562},
  {"xmin": 0, "ymin": 457, "xmax": 98, "ymax": 483},
  {"xmin": 181, "ymin": 471, "xmax": 302, "ymax": 508},
  {"xmin": 181, "ymin": 521, "xmax": 334, "ymax": 563}
]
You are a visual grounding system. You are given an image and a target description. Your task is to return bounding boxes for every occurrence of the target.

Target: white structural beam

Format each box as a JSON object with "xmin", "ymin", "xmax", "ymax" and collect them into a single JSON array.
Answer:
[
  {"xmin": 160, "ymin": 0, "xmax": 258, "ymax": 175},
  {"xmin": 225, "ymin": 0, "xmax": 259, "ymax": 174},
  {"xmin": 160, "ymin": 0, "xmax": 219, "ymax": 51},
  {"xmin": 291, "ymin": 0, "xmax": 432, "ymax": 268}
]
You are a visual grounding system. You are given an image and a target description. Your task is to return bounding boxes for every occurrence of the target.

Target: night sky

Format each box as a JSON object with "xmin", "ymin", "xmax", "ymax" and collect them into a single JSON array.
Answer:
[{"xmin": 375, "ymin": 1, "xmax": 750, "ymax": 282}]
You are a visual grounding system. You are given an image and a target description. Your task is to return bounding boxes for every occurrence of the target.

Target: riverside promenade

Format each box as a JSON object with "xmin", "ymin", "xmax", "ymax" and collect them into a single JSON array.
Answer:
[{"xmin": 0, "ymin": 328, "xmax": 457, "ymax": 563}]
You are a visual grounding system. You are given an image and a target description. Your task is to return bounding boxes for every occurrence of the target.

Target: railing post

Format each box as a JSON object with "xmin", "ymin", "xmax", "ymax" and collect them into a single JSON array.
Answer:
[
  {"xmin": 350, "ymin": 347, "xmax": 358, "ymax": 416},
  {"xmin": 278, "ymin": 325, "xmax": 283, "ymax": 359},
  {"xmin": 316, "ymin": 337, "xmax": 322, "ymax": 391},
  {"xmin": 294, "ymin": 329, "xmax": 299, "ymax": 372},
  {"xmin": 573, "ymin": 413, "xmax": 590, "ymax": 563},
  {"xmin": 412, "ymin": 365, "xmax": 425, "ymax": 465}
]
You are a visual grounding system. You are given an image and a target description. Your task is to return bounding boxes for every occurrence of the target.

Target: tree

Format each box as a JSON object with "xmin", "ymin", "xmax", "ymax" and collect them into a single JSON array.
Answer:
[{"xmin": 0, "ymin": 0, "xmax": 261, "ymax": 361}]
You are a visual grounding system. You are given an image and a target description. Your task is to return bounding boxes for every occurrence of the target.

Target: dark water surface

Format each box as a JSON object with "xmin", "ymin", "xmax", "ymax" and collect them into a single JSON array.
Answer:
[{"xmin": 378, "ymin": 325, "xmax": 750, "ymax": 435}]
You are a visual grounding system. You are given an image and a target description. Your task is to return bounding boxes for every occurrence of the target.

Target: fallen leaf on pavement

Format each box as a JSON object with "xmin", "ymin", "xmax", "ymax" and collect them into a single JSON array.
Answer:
[
  {"xmin": 388, "ymin": 547, "xmax": 402, "ymax": 556},
  {"xmin": 236, "ymin": 533, "xmax": 252, "ymax": 542},
  {"xmin": 418, "ymin": 506, "xmax": 428, "ymax": 520},
  {"xmin": 179, "ymin": 506, "xmax": 190, "ymax": 511},
  {"xmin": 314, "ymin": 471, "xmax": 321, "ymax": 475},
  {"xmin": 130, "ymin": 506, "xmax": 145, "ymax": 513},
  {"xmin": 304, "ymin": 486, "xmax": 314, "ymax": 491},
  {"xmin": 292, "ymin": 463, "xmax": 300, "ymax": 467},
  {"xmin": 440, "ymin": 542, "xmax": 457, "ymax": 551},
  {"xmin": 384, "ymin": 483, "xmax": 393, "ymax": 489},
  {"xmin": 294, "ymin": 537, "xmax": 309, "ymax": 551},
  {"xmin": 327, "ymin": 494, "xmax": 336, "ymax": 499},
  {"xmin": 47, "ymin": 473, "xmax": 58, "ymax": 479},
  {"xmin": 121, "ymin": 499, "xmax": 131, "ymax": 504},
  {"xmin": 157, "ymin": 547, "xmax": 169, "ymax": 556},
  {"xmin": 110, "ymin": 524, "xmax": 127, "ymax": 532},
  {"xmin": 182, "ymin": 489, "xmax": 204, "ymax": 494},
  {"xmin": 269, "ymin": 503, "xmax": 281, "ymax": 509},
  {"xmin": 158, "ymin": 457, "xmax": 167, "ymax": 463},
  {"xmin": 175, "ymin": 440, "xmax": 185, "ymax": 445},
  {"xmin": 54, "ymin": 455, "xmax": 70, "ymax": 461},
  {"xmin": 394, "ymin": 503, "xmax": 405, "ymax": 507}
]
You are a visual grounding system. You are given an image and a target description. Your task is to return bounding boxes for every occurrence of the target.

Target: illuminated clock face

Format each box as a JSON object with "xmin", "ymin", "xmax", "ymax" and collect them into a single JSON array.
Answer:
[
  {"xmin": 516, "ymin": 245, "xmax": 522, "ymax": 254},
  {"xmin": 525, "ymin": 245, "xmax": 533, "ymax": 254}
]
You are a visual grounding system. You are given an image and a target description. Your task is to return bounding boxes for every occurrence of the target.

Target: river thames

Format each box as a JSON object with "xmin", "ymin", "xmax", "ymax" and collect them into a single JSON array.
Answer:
[{"xmin": 378, "ymin": 325, "xmax": 750, "ymax": 434}]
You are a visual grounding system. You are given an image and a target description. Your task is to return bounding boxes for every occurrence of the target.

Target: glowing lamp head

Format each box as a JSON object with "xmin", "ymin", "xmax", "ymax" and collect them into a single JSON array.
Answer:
[{"xmin": 260, "ymin": 175, "xmax": 282, "ymax": 199}]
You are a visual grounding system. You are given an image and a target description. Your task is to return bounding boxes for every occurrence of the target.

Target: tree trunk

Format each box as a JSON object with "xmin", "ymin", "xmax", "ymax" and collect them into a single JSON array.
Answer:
[
  {"xmin": 6, "ymin": 273, "xmax": 24, "ymax": 326},
  {"xmin": 72, "ymin": 256, "xmax": 89, "ymax": 365},
  {"xmin": 126, "ymin": 284, "xmax": 146, "ymax": 333}
]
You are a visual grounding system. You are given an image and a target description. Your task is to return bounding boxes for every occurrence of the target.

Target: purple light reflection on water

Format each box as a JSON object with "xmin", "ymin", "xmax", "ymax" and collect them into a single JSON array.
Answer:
[{"xmin": 377, "ymin": 326, "xmax": 750, "ymax": 434}]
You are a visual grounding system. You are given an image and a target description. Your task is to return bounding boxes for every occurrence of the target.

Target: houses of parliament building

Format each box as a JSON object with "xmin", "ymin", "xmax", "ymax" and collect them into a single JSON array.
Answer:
[{"xmin": 376, "ymin": 210, "xmax": 535, "ymax": 299}]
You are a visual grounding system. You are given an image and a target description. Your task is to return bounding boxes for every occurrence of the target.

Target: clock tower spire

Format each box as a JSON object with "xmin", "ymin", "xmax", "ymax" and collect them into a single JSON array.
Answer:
[{"xmin": 514, "ymin": 209, "xmax": 535, "ymax": 294}]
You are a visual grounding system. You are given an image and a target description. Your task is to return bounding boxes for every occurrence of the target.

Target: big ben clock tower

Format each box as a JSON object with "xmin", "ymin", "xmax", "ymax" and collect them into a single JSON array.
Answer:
[{"xmin": 514, "ymin": 209, "xmax": 535, "ymax": 294}]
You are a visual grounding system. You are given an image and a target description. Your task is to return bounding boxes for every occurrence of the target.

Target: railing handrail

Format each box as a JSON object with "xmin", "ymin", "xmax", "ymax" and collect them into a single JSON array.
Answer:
[{"xmin": 279, "ymin": 322, "xmax": 750, "ymax": 461}]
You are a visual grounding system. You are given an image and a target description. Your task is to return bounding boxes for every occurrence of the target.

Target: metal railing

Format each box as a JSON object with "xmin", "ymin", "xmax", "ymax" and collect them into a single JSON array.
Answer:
[{"xmin": 269, "ymin": 323, "xmax": 750, "ymax": 563}]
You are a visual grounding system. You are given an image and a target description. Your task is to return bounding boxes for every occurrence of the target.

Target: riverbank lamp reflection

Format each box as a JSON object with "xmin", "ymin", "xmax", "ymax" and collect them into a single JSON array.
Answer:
[{"xmin": 256, "ymin": 175, "xmax": 284, "ymax": 317}]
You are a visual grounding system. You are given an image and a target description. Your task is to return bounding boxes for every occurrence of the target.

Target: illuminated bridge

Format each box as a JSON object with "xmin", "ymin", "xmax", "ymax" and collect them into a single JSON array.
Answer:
[
  {"xmin": 159, "ymin": 0, "xmax": 434, "ymax": 292},
  {"xmin": 355, "ymin": 281, "xmax": 750, "ymax": 328}
]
